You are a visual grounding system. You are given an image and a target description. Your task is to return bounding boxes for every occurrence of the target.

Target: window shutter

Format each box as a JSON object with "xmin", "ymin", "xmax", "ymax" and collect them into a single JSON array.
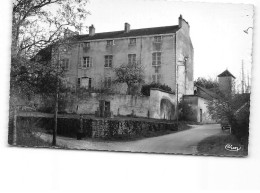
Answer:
[
  {"xmin": 152, "ymin": 75, "xmax": 156, "ymax": 82},
  {"xmin": 157, "ymin": 74, "xmax": 161, "ymax": 83},
  {"xmin": 90, "ymin": 57, "xmax": 93, "ymax": 67},
  {"xmin": 78, "ymin": 57, "xmax": 82, "ymax": 68}
]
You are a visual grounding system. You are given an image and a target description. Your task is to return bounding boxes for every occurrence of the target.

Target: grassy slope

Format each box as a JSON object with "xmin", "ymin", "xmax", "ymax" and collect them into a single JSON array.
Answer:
[{"xmin": 197, "ymin": 133, "xmax": 248, "ymax": 157}]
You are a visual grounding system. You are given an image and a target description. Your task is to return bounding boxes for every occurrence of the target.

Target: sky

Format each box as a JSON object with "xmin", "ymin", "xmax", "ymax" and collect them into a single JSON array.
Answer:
[{"xmin": 80, "ymin": 0, "xmax": 254, "ymax": 87}]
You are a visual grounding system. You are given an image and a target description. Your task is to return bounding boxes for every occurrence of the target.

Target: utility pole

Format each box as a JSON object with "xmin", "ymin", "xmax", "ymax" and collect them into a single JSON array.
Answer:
[{"xmin": 176, "ymin": 57, "xmax": 188, "ymax": 128}]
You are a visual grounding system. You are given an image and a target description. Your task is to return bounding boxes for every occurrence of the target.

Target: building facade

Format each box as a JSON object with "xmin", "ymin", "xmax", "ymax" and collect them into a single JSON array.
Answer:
[{"xmin": 59, "ymin": 15, "xmax": 194, "ymax": 98}]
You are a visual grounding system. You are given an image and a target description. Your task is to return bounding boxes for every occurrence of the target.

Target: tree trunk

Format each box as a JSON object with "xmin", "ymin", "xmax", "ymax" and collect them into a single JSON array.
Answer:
[{"xmin": 52, "ymin": 78, "xmax": 59, "ymax": 146}]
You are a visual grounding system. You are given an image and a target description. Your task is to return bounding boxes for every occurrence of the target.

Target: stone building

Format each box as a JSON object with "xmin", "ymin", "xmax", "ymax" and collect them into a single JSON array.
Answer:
[
  {"xmin": 217, "ymin": 69, "xmax": 236, "ymax": 95},
  {"xmin": 183, "ymin": 70, "xmax": 236, "ymax": 123},
  {"xmin": 59, "ymin": 15, "xmax": 194, "ymax": 98},
  {"xmin": 37, "ymin": 15, "xmax": 194, "ymax": 120}
]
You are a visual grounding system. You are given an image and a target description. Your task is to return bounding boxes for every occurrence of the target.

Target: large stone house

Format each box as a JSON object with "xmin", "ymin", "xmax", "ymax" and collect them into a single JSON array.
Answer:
[
  {"xmin": 58, "ymin": 15, "xmax": 194, "ymax": 98},
  {"xmin": 37, "ymin": 15, "xmax": 194, "ymax": 120}
]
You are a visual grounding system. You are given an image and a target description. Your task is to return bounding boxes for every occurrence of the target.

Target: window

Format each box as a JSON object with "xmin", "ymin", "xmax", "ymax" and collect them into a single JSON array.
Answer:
[
  {"xmin": 60, "ymin": 58, "xmax": 69, "ymax": 70},
  {"xmin": 129, "ymin": 38, "xmax": 136, "ymax": 45},
  {"xmin": 128, "ymin": 54, "xmax": 136, "ymax": 64},
  {"xmin": 89, "ymin": 78, "xmax": 92, "ymax": 89},
  {"xmin": 83, "ymin": 42, "xmax": 90, "ymax": 48},
  {"xmin": 83, "ymin": 56, "xmax": 92, "ymax": 68},
  {"xmin": 105, "ymin": 55, "xmax": 113, "ymax": 67},
  {"xmin": 63, "ymin": 77, "xmax": 70, "ymax": 88},
  {"xmin": 107, "ymin": 40, "xmax": 114, "ymax": 46},
  {"xmin": 154, "ymin": 36, "xmax": 162, "ymax": 43},
  {"xmin": 104, "ymin": 77, "xmax": 112, "ymax": 88},
  {"xmin": 77, "ymin": 78, "xmax": 81, "ymax": 87},
  {"xmin": 152, "ymin": 74, "xmax": 161, "ymax": 83},
  {"xmin": 81, "ymin": 77, "xmax": 92, "ymax": 89},
  {"xmin": 152, "ymin": 52, "xmax": 161, "ymax": 66}
]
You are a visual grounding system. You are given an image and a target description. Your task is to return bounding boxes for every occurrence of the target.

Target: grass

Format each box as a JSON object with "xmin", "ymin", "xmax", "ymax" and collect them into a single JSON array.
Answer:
[
  {"xmin": 10, "ymin": 118, "xmax": 53, "ymax": 148},
  {"xmin": 197, "ymin": 133, "xmax": 248, "ymax": 157}
]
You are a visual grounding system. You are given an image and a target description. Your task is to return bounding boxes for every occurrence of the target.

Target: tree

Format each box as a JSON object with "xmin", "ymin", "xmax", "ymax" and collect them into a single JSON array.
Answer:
[
  {"xmin": 12, "ymin": 0, "xmax": 90, "ymax": 58},
  {"xmin": 194, "ymin": 77, "xmax": 219, "ymax": 89},
  {"xmin": 10, "ymin": 0, "xmax": 90, "ymax": 146},
  {"xmin": 207, "ymin": 93, "xmax": 250, "ymax": 142},
  {"xmin": 114, "ymin": 61, "xmax": 145, "ymax": 95}
]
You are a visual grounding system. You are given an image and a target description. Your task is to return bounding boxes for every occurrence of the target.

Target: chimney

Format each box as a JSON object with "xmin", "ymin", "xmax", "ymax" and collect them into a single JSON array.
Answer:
[
  {"xmin": 124, "ymin": 23, "xmax": 130, "ymax": 33},
  {"xmin": 89, "ymin": 25, "xmax": 95, "ymax": 36},
  {"xmin": 178, "ymin": 14, "xmax": 183, "ymax": 28}
]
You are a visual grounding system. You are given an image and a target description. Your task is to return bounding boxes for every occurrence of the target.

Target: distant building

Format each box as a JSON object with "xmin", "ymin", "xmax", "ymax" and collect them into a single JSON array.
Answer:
[
  {"xmin": 217, "ymin": 70, "xmax": 236, "ymax": 95},
  {"xmin": 183, "ymin": 70, "xmax": 236, "ymax": 123}
]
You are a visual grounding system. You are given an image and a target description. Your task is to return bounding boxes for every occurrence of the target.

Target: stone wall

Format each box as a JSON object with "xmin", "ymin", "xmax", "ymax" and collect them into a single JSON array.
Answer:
[
  {"xmin": 74, "ymin": 93, "xmax": 150, "ymax": 118},
  {"xmin": 91, "ymin": 119, "xmax": 178, "ymax": 139},
  {"xmin": 197, "ymin": 97, "xmax": 216, "ymax": 123},
  {"xmin": 66, "ymin": 88, "xmax": 176, "ymax": 120},
  {"xmin": 183, "ymin": 95, "xmax": 216, "ymax": 123},
  {"xmin": 16, "ymin": 116, "xmax": 177, "ymax": 140}
]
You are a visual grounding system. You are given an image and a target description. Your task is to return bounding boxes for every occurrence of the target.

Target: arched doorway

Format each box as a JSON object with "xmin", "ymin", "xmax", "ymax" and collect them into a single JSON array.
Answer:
[{"xmin": 160, "ymin": 98, "xmax": 175, "ymax": 120}]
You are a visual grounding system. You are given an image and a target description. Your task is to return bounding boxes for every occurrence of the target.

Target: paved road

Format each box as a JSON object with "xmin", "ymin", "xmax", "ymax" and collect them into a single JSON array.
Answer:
[{"xmin": 38, "ymin": 124, "xmax": 222, "ymax": 155}]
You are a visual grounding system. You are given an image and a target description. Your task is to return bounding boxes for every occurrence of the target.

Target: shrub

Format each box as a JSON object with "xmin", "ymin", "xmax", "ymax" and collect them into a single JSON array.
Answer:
[{"xmin": 141, "ymin": 83, "xmax": 173, "ymax": 96}]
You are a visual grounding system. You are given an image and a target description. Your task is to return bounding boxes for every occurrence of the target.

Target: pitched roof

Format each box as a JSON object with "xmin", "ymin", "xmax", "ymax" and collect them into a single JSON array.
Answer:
[
  {"xmin": 195, "ymin": 85, "xmax": 220, "ymax": 100},
  {"xmin": 75, "ymin": 25, "xmax": 180, "ymax": 41},
  {"xmin": 217, "ymin": 70, "xmax": 236, "ymax": 79}
]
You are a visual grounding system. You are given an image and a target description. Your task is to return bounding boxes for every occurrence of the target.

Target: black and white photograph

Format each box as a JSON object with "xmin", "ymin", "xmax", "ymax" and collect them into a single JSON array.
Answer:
[
  {"xmin": 2, "ymin": 0, "xmax": 260, "ymax": 193},
  {"xmin": 8, "ymin": 0, "xmax": 253, "ymax": 157}
]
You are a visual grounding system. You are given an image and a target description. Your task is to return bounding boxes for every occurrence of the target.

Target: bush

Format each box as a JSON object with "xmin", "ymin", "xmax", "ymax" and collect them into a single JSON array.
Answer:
[{"xmin": 141, "ymin": 83, "xmax": 173, "ymax": 96}]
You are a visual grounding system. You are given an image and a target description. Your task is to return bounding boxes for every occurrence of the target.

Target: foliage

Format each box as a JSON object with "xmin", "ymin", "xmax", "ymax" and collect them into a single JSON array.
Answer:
[
  {"xmin": 94, "ymin": 119, "xmax": 178, "ymax": 140},
  {"xmin": 194, "ymin": 77, "xmax": 219, "ymax": 89},
  {"xmin": 141, "ymin": 83, "xmax": 173, "ymax": 96},
  {"xmin": 207, "ymin": 93, "xmax": 250, "ymax": 141},
  {"xmin": 197, "ymin": 134, "xmax": 247, "ymax": 156},
  {"xmin": 178, "ymin": 100, "xmax": 196, "ymax": 121},
  {"xmin": 12, "ymin": 0, "xmax": 90, "ymax": 58},
  {"xmin": 113, "ymin": 61, "xmax": 145, "ymax": 95},
  {"xmin": 10, "ymin": 0, "xmax": 90, "ymax": 103}
]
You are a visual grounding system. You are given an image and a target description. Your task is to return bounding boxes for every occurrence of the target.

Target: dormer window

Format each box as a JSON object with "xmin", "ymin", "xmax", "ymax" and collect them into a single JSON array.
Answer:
[
  {"xmin": 107, "ymin": 40, "xmax": 114, "ymax": 46},
  {"xmin": 154, "ymin": 36, "xmax": 162, "ymax": 43}
]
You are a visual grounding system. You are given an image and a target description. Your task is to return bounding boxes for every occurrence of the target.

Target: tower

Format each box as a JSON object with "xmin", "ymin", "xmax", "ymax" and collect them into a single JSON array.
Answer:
[{"xmin": 217, "ymin": 70, "xmax": 236, "ymax": 95}]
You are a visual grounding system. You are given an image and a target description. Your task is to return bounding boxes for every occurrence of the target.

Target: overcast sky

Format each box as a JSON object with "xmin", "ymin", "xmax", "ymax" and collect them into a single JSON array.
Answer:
[{"xmin": 82, "ymin": 0, "xmax": 253, "ymax": 87}]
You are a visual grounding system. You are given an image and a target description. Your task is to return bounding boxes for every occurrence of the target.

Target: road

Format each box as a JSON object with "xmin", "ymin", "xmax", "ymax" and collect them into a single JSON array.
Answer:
[{"xmin": 38, "ymin": 124, "xmax": 222, "ymax": 155}]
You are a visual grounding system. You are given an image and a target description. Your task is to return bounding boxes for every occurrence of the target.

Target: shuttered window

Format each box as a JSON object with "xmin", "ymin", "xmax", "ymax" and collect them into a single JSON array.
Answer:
[
  {"xmin": 105, "ymin": 55, "xmax": 113, "ymax": 67},
  {"xmin": 128, "ymin": 54, "xmax": 136, "ymax": 64},
  {"xmin": 83, "ymin": 56, "xmax": 93, "ymax": 68},
  {"xmin": 104, "ymin": 77, "xmax": 112, "ymax": 88},
  {"xmin": 152, "ymin": 52, "xmax": 161, "ymax": 66},
  {"xmin": 61, "ymin": 58, "xmax": 69, "ymax": 70},
  {"xmin": 152, "ymin": 74, "xmax": 161, "ymax": 83}
]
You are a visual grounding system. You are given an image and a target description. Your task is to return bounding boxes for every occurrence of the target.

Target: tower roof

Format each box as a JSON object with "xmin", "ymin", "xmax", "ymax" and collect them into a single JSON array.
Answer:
[{"xmin": 217, "ymin": 70, "xmax": 236, "ymax": 79}]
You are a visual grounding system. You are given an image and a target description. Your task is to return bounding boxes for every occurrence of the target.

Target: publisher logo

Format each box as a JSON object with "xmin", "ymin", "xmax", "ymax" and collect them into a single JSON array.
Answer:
[{"xmin": 225, "ymin": 144, "xmax": 241, "ymax": 152}]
